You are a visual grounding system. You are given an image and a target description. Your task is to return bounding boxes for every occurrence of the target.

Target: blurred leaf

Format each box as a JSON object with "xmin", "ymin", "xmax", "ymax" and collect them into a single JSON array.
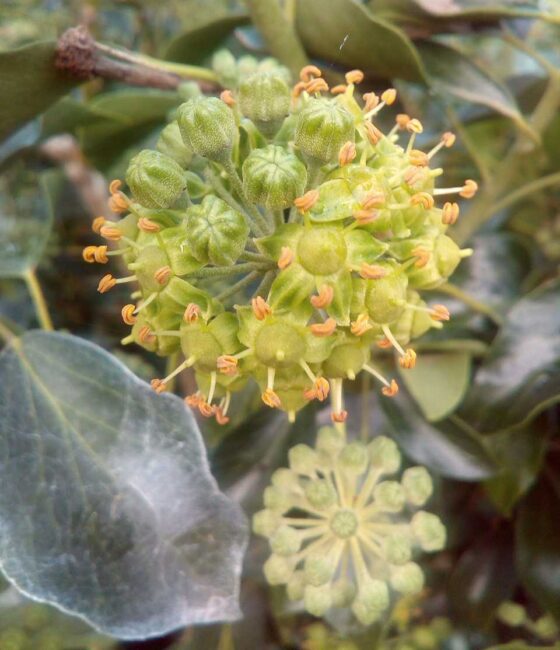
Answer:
[
  {"xmin": 295, "ymin": 0, "xmax": 426, "ymax": 81},
  {"xmin": 0, "ymin": 165, "xmax": 53, "ymax": 278},
  {"xmin": 79, "ymin": 90, "xmax": 180, "ymax": 171},
  {"xmin": 0, "ymin": 120, "xmax": 41, "ymax": 165},
  {"xmin": 42, "ymin": 97, "xmax": 118, "ymax": 137},
  {"xmin": 398, "ymin": 351, "xmax": 471, "ymax": 421},
  {"xmin": 485, "ymin": 643, "xmax": 556, "ymax": 650},
  {"xmin": 516, "ymin": 470, "xmax": 560, "ymax": 622},
  {"xmin": 462, "ymin": 279, "xmax": 560, "ymax": 434},
  {"xmin": 449, "ymin": 524, "xmax": 516, "ymax": 627},
  {"xmin": 0, "ymin": 41, "xmax": 78, "ymax": 140},
  {"xmin": 0, "ymin": 331, "xmax": 248, "ymax": 639},
  {"xmin": 165, "ymin": 13, "xmax": 249, "ymax": 64},
  {"xmin": 484, "ymin": 426, "xmax": 547, "ymax": 516},
  {"xmin": 418, "ymin": 41, "xmax": 534, "ymax": 136},
  {"xmin": 376, "ymin": 382, "xmax": 497, "ymax": 480}
]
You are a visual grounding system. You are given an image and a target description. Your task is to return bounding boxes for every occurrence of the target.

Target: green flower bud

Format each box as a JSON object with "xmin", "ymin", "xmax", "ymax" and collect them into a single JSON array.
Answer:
[
  {"xmin": 129, "ymin": 245, "xmax": 171, "ymax": 293},
  {"xmin": 177, "ymin": 81, "xmax": 202, "ymax": 101},
  {"xmin": 212, "ymin": 49, "xmax": 238, "ymax": 88},
  {"xmin": 411, "ymin": 511, "xmax": 446, "ymax": 551},
  {"xmin": 126, "ymin": 150, "xmax": 186, "ymax": 208},
  {"xmin": 253, "ymin": 509, "xmax": 281, "ymax": 537},
  {"xmin": 374, "ymin": 481, "xmax": 405, "ymax": 512},
  {"xmin": 297, "ymin": 226, "xmax": 347, "ymax": 275},
  {"xmin": 242, "ymin": 145, "xmax": 307, "ymax": 208},
  {"xmin": 185, "ymin": 195, "xmax": 249, "ymax": 265},
  {"xmin": 496, "ymin": 601, "xmax": 526, "ymax": 627},
  {"xmin": 402, "ymin": 466, "xmax": 433, "ymax": 506},
  {"xmin": 287, "ymin": 570, "xmax": 306, "ymax": 601},
  {"xmin": 295, "ymin": 98, "xmax": 354, "ymax": 163},
  {"xmin": 304, "ymin": 584, "xmax": 333, "ymax": 616},
  {"xmin": 323, "ymin": 342, "xmax": 369, "ymax": 379},
  {"xmin": 263, "ymin": 485, "xmax": 293, "ymax": 512},
  {"xmin": 270, "ymin": 525, "xmax": 302, "ymax": 556},
  {"xmin": 254, "ymin": 319, "xmax": 307, "ymax": 368},
  {"xmin": 369, "ymin": 436, "xmax": 401, "ymax": 474},
  {"xmin": 237, "ymin": 55, "xmax": 259, "ymax": 80},
  {"xmin": 338, "ymin": 442, "xmax": 369, "ymax": 475},
  {"xmin": 534, "ymin": 614, "xmax": 558, "ymax": 640},
  {"xmin": 384, "ymin": 533, "xmax": 412, "ymax": 566},
  {"xmin": 156, "ymin": 121, "xmax": 193, "ymax": 167},
  {"xmin": 304, "ymin": 553, "xmax": 337, "ymax": 587},
  {"xmin": 264, "ymin": 554, "xmax": 295, "ymax": 585},
  {"xmin": 364, "ymin": 261, "xmax": 408, "ymax": 325},
  {"xmin": 351, "ymin": 580, "xmax": 389, "ymax": 625},
  {"xmin": 316, "ymin": 426, "xmax": 346, "ymax": 457},
  {"xmin": 271, "ymin": 468, "xmax": 299, "ymax": 490},
  {"xmin": 390, "ymin": 562, "xmax": 424, "ymax": 595},
  {"xmin": 331, "ymin": 579, "xmax": 357, "ymax": 608},
  {"xmin": 239, "ymin": 72, "xmax": 291, "ymax": 135},
  {"xmin": 305, "ymin": 479, "xmax": 338, "ymax": 510},
  {"xmin": 411, "ymin": 625, "xmax": 438, "ymax": 649},
  {"xmin": 289, "ymin": 444, "xmax": 319, "ymax": 475},
  {"xmin": 177, "ymin": 96, "xmax": 237, "ymax": 161}
]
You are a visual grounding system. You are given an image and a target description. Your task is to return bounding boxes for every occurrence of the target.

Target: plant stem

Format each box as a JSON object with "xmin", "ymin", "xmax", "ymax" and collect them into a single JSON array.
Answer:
[
  {"xmin": 165, "ymin": 351, "xmax": 180, "ymax": 392},
  {"xmin": 438, "ymin": 282, "xmax": 503, "ymax": 326},
  {"xmin": 487, "ymin": 170, "xmax": 560, "ymax": 216},
  {"xmin": 24, "ymin": 269, "xmax": 54, "ymax": 331},
  {"xmin": 245, "ymin": 0, "xmax": 308, "ymax": 77},
  {"xmin": 215, "ymin": 270, "xmax": 261, "ymax": 302},
  {"xmin": 253, "ymin": 270, "xmax": 276, "ymax": 298},
  {"xmin": 188, "ymin": 262, "xmax": 271, "ymax": 279}
]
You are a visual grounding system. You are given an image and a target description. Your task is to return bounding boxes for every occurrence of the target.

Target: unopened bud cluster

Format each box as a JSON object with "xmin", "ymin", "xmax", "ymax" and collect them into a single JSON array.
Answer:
[
  {"xmin": 253, "ymin": 429, "xmax": 445, "ymax": 625},
  {"xmin": 497, "ymin": 602, "xmax": 558, "ymax": 641},
  {"xmin": 84, "ymin": 59, "xmax": 475, "ymax": 423}
]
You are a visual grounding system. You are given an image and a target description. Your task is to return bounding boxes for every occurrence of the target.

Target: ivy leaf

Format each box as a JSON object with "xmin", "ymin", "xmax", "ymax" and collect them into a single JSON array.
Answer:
[
  {"xmin": 295, "ymin": 0, "xmax": 426, "ymax": 81},
  {"xmin": 462, "ymin": 279, "xmax": 560, "ymax": 434},
  {"xmin": 375, "ymin": 384, "xmax": 496, "ymax": 480},
  {"xmin": 0, "ymin": 331, "xmax": 248, "ymax": 639},
  {"xmin": 398, "ymin": 352, "xmax": 471, "ymax": 421},
  {"xmin": 516, "ymin": 470, "xmax": 560, "ymax": 622},
  {"xmin": 418, "ymin": 41, "xmax": 535, "ymax": 137},
  {"xmin": 0, "ymin": 41, "xmax": 79, "ymax": 140}
]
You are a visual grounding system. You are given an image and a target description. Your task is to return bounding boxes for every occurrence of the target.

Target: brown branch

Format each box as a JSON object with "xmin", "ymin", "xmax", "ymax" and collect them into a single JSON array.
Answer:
[{"xmin": 55, "ymin": 26, "xmax": 183, "ymax": 90}]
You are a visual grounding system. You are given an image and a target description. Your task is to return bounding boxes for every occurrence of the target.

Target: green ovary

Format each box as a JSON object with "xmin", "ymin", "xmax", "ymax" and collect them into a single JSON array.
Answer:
[
  {"xmin": 297, "ymin": 228, "xmax": 347, "ymax": 276},
  {"xmin": 254, "ymin": 322, "xmax": 306, "ymax": 367}
]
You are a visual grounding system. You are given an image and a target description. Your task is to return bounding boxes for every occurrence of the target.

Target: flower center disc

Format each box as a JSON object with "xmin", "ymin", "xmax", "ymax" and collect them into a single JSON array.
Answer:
[{"xmin": 330, "ymin": 508, "xmax": 358, "ymax": 539}]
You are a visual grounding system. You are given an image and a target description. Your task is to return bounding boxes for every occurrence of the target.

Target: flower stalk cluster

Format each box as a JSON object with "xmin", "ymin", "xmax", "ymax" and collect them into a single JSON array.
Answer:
[
  {"xmin": 253, "ymin": 428, "xmax": 445, "ymax": 625},
  {"xmin": 84, "ymin": 60, "xmax": 475, "ymax": 424}
]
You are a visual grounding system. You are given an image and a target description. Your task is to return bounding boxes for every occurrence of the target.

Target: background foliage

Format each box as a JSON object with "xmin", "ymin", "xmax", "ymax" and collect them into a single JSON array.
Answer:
[{"xmin": 0, "ymin": 0, "xmax": 559, "ymax": 648}]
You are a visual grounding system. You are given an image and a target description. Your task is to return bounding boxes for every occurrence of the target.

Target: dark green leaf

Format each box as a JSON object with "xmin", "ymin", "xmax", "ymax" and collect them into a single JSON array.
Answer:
[
  {"xmin": 516, "ymin": 470, "xmax": 560, "ymax": 622},
  {"xmin": 449, "ymin": 524, "xmax": 516, "ymax": 627},
  {"xmin": 376, "ymin": 383, "xmax": 496, "ymax": 480},
  {"xmin": 462, "ymin": 279, "xmax": 560, "ymax": 433},
  {"xmin": 418, "ymin": 41, "xmax": 534, "ymax": 136},
  {"xmin": 41, "ymin": 97, "xmax": 118, "ymax": 137},
  {"xmin": 295, "ymin": 0, "xmax": 426, "ymax": 82},
  {"xmin": 0, "ymin": 41, "xmax": 79, "ymax": 140},
  {"xmin": 0, "ymin": 331, "xmax": 248, "ymax": 639},
  {"xmin": 165, "ymin": 13, "xmax": 249, "ymax": 65},
  {"xmin": 398, "ymin": 351, "xmax": 471, "ymax": 421}
]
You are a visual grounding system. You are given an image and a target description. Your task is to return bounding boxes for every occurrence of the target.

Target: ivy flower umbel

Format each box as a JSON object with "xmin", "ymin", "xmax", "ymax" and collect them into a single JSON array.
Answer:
[{"xmin": 253, "ymin": 429, "xmax": 445, "ymax": 625}]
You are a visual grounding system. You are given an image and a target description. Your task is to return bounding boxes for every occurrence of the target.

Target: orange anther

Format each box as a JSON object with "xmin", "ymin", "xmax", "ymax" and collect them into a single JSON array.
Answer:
[
  {"xmin": 150, "ymin": 378, "xmax": 166, "ymax": 394},
  {"xmin": 460, "ymin": 179, "xmax": 478, "ymax": 199},
  {"xmin": 154, "ymin": 265, "xmax": 172, "ymax": 286},
  {"xmin": 411, "ymin": 192, "xmax": 435, "ymax": 210},
  {"xmin": 396, "ymin": 114, "xmax": 411, "ymax": 129},
  {"xmin": 403, "ymin": 166, "xmax": 425, "ymax": 186},
  {"xmin": 406, "ymin": 118, "xmax": 423, "ymax": 134},
  {"xmin": 359, "ymin": 263, "xmax": 388, "ymax": 280},
  {"xmin": 292, "ymin": 81, "xmax": 307, "ymax": 99},
  {"xmin": 138, "ymin": 217, "xmax": 160, "ymax": 233},
  {"xmin": 381, "ymin": 88, "xmax": 397, "ymax": 105},
  {"xmin": 108, "ymin": 192, "xmax": 129, "ymax": 213},
  {"xmin": 310, "ymin": 284, "xmax": 334, "ymax": 309},
  {"xmin": 364, "ymin": 121, "xmax": 383, "ymax": 145},
  {"xmin": 82, "ymin": 246, "xmax": 98, "ymax": 263},
  {"xmin": 198, "ymin": 400, "xmax": 215, "ymax": 417},
  {"xmin": 411, "ymin": 247, "xmax": 431, "ymax": 268},
  {"xmin": 331, "ymin": 410, "xmax": 348, "ymax": 423},
  {"xmin": 442, "ymin": 201, "xmax": 460, "ymax": 225},
  {"xmin": 294, "ymin": 189, "xmax": 320, "ymax": 213},
  {"xmin": 184, "ymin": 303, "xmax": 201, "ymax": 324},
  {"xmin": 109, "ymin": 179, "xmax": 122, "ymax": 194},
  {"xmin": 441, "ymin": 131, "xmax": 456, "ymax": 147},
  {"xmin": 215, "ymin": 407, "xmax": 230, "ymax": 425},
  {"xmin": 185, "ymin": 393, "xmax": 202, "ymax": 407},
  {"xmin": 331, "ymin": 84, "xmax": 348, "ymax": 95},
  {"xmin": 399, "ymin": 349, "xmax": 417, "ymax": 369},
  {"xmin": 121, "ymin": 304, "xmax": 137, "ymax": 325},
  {"xmin": 345, "ymin": 69, "xmax": 364, "ymax": 85},
  {"xmin": 278, "ymin": 246, "xmax": 295, "ymax": 270},
  {"xmin": 100, "ymin": 224, "xmax": 122, "ymax": 241},
  {"xmin": 377, "ymin": 337, "xmax": 392, "ymax": 349},
  {"xmin": 262, "ymin": 388, "xmax": 282, "ymax": 408},
  {"xmin": 94, "ymin": 245, "xmax": 109, "ymax": 263},
  {"xmin": 430, "ymin": 304, "xmax": 450, "ymax": 322},
  {"xmin": 409, "ymin": 149, "xmax": 429, "ymax": 167},
  {"xmin": 305, "ymin": 78, "xmax": 329, "ymax": 94},
  {"xmin": 353, "ymin": 209, "xmax": 379, "ymax": 225},
  {"xmin": 314, "ymin": 377, "xmax": 330, "ymax": 401},
  {"xmin": 338, "ymin": 140, "xmax": 356, "ymax": 167},
  {"xmin": 138, "ymin": 325, "xmax": 156, "ymax": 344},
  {"xmin": 299, "ymin": 64, "xmax": 322, "ymax": 82},
  {"xmin": 309, "ymin": 318, "xmax": 337, "ymax": 337},
  {"xmin": 351, "ymin": 313, "xmax": 373, "ymax": 336},
  {"xmin": 220, "ymin": 89, "xmax": 235, "ymax": 106},
  {"xmin": 362, "ymin": 191, "xmax": 385, "ymax": 210},
  {"xmin": 217, "ymin": 355, "xmax": 238, "ymax": 376},
  {"xmin": 92, "ymin": 216, "xmax": 106, "ymax": 233},
  {"xmin": 381, "ymin": 379, "xmax": 399, "ymax": 397},
  {"xmin": 362, "ymin": 92, "xmax": 379, "ymax": 112},
  {"xmin": 97, "ymin": 274, "xmax": 116, "ymax": 294},
  {"xmin": 252, "ymin": 296, "xmax": 272, "ymax": 320}
]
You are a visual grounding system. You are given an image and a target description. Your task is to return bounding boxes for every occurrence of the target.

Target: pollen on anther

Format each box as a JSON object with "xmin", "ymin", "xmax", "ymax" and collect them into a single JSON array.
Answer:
[
  {"xmin": 345, "ymin": 69, "xmax": 364, "ymax": 85},
  {"xmin": 252, "ymin": 296, "xmax": 272, "ymax": 320},
  {"xmin": 381, "ymin": 379, "xmax": 399, "ymax": 397},
  {"xmin": 184, "ymin": 303, "xmax": 201, "ymax": 324},
  {"xmin": 220, "ymin": 89, "xmax": 235, "ymax": 106},
  {"xmin": 299, "ymin": 64, "xmax": 322, "ymax": 82},
  {"xmin": 309, "ymin": 318, "xmax": 336, "ymax": 337},
  {"xmin": 121, "ymin": 304, "xmax": 137, "ymax": 325},
  {"xmin": 278, "ymin": 246, "xmax": 295, "ymax": 270}
]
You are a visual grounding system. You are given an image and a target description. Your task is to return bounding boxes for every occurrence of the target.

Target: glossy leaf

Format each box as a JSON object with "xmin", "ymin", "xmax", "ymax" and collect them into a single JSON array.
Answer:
[
  {"xmin": 0, "ymin": 41, "xmax": 79, "ymax": 139},
  {"xmin": 0, "ymin": 331, "xmax": 248, "ymax": 639},
  {"xmin": 376, "ymin": 383, "xmax": 496, "ymax": 480},
  {"xmin": 516, "ymin": 470, "xmax": 560, "ymax": 622},
  {"xmin": 449, "ymin": 524, "xmax": 516, "ymax": 627},
  {"xmin": 462, "ymin": 279, "xmax": 560, "ymax": 433},
  {"xmin": 418, "ymin": 41, "xmax": 533, "ymax": 135},
  {"xmin": 295, "ymin": 0, "xmax": 426, "ymax": 82},
  {"xmin": 398, "ymin": 351, "xmax": 471, "ymax": 421}
]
